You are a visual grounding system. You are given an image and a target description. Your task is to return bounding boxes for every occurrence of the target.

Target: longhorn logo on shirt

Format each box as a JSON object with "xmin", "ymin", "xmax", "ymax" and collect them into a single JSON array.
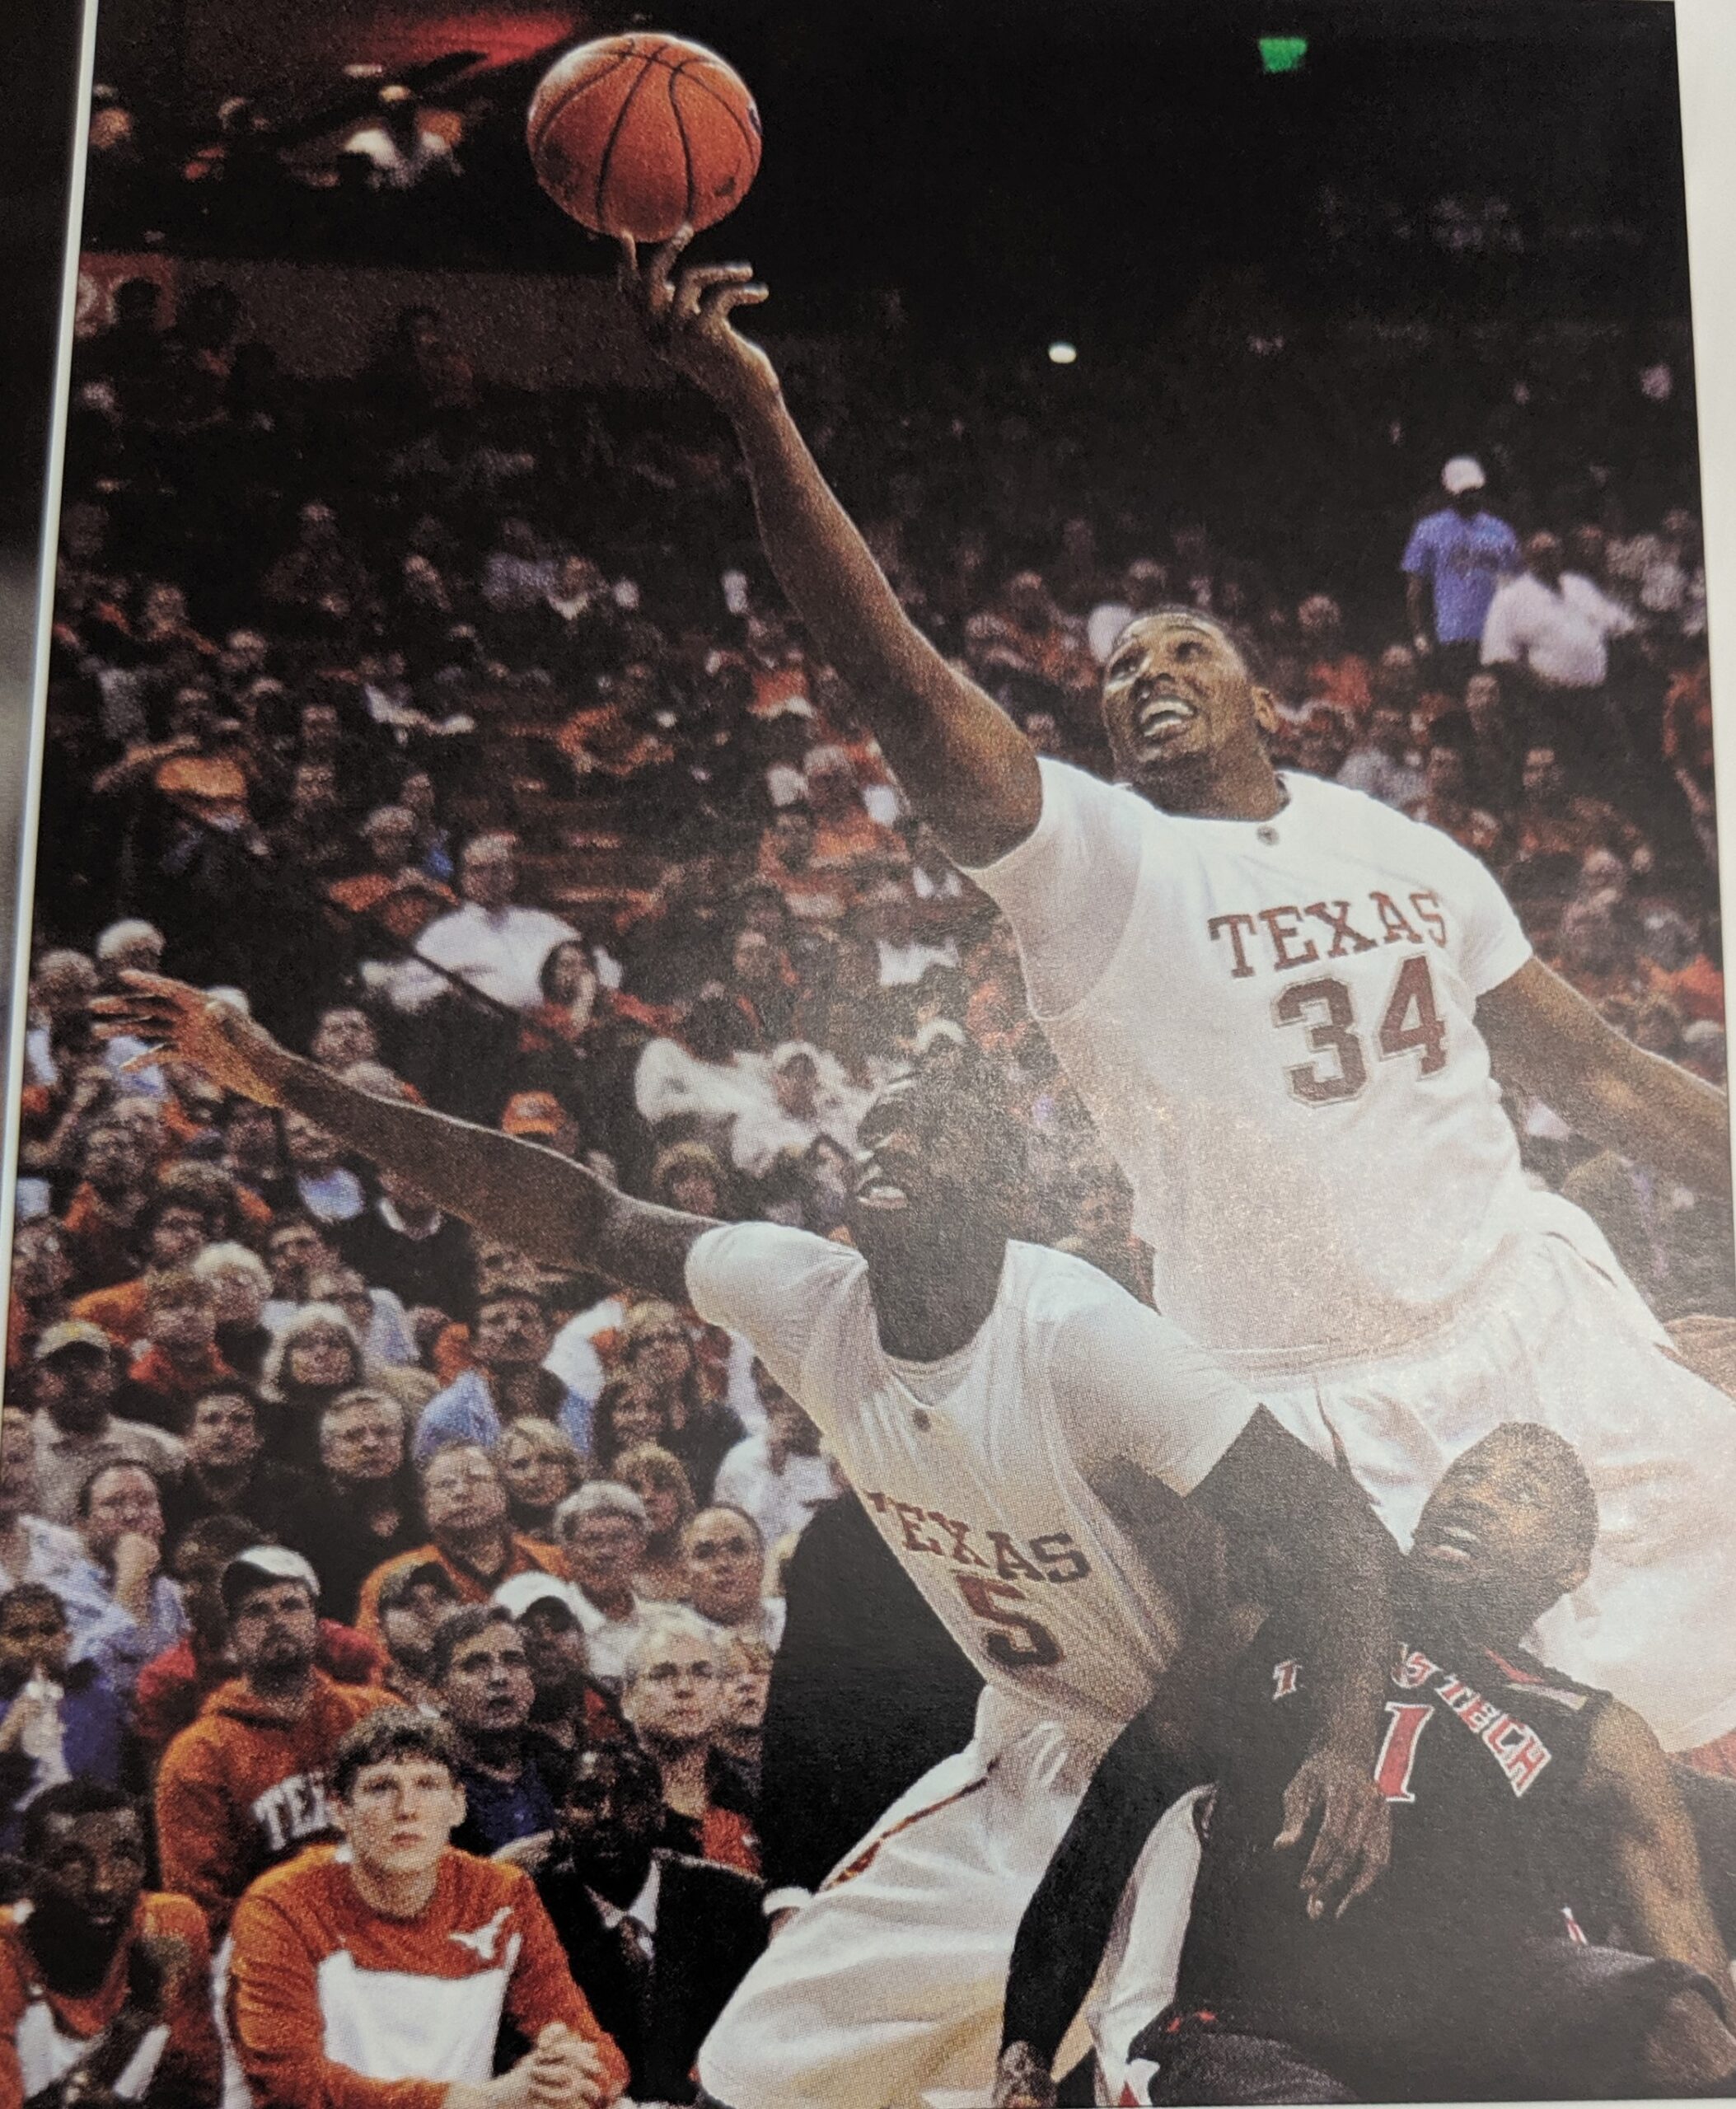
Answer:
[{"xmin": 449, "ymin": 1906, "xmax": 515, "ymax": 1963}]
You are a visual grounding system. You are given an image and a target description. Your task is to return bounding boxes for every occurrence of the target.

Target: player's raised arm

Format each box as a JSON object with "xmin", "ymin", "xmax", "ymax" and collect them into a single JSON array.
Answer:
[
  {"xmin": 1477, "ymin": 956, "xmax": 1733, "ymax": 1200},
  {"xmin": 91, "ymin": 975, "xmax": 714, "ymax": 1306},
  {"xmin": 618, "ymin": 230, "xmax": 1043, "ymax": 868}
]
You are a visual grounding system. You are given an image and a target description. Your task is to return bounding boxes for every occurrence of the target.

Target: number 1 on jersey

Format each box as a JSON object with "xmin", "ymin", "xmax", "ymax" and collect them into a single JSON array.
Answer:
[{"xmin": 1275, "ymin": 954, "xmax": 1448, "ymax": 1106}]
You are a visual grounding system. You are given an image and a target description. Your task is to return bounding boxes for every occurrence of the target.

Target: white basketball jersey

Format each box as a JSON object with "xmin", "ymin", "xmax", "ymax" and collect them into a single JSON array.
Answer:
[
  {"xmin": 971, "ymin": 762, "xmax": 1543, "ymax": 1364},
  {"xmin": 686, "ymin": 1224, "xmax": 1253, "ymax": 1745}
]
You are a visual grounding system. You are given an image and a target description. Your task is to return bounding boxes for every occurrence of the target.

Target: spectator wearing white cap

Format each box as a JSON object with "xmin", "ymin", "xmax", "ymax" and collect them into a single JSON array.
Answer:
[
  {"xmin": 556, "ymin": 1485, "xmax": 651, "ymax": 1690},
  {"xmin": 1401, "ymin": 455, "xmax": 1520, "ymax": 690},
  {"xmin": 154, "ymin": 1544, "xmax": 395, "ymax": 1936},
  {"xmin": 494, "ymin": 1570, "xmax": 629, "ymax": 1753},
  {"xmin": 28, "ymin": 1321, "xmax": 184, "ymax": 1527}
]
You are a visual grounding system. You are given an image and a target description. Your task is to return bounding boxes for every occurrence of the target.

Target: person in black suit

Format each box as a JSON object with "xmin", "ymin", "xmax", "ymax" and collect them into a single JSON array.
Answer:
[{"xmin": 534, "ymin": 1736, "xmax": 766, "ymax": 2107}]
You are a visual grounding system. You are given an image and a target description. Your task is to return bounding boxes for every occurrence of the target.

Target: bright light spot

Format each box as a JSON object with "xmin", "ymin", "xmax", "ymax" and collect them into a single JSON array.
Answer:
[
  {"xmin": 1258, "ymin": 35, "xmax": 1308, "ymax": 75},
  {"xmin": 1047, "ymin": 341, "xmax": 1078, "ymax": 366}
]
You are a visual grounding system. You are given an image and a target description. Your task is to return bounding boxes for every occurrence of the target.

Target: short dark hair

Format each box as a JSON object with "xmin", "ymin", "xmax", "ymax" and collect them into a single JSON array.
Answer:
[
  {"xmin": 1111, "ymin": 602, "xmax": 1274, "ymax": 692},
  {"xmin": 330, "ymin": 1706, "xmax": 462, "ymax": 1802},
  {"xmin": 428, "ymin": 1602, "xmax": 518, "ymax": 1686},
  {"xmin": 22, "ymin": 1779, "xmax": 141, "ymax": 1860},
  {"xmin": 0, "ymin": 1582, "xmax": 68, "ymax": 1630},
  {"xmin": 173, "ymin": 1512, "xmax": 265, "ymax": 1567},
  {"xmin": 374, "ymin": 1560, "xmax": 461, "ymax": 1619}
]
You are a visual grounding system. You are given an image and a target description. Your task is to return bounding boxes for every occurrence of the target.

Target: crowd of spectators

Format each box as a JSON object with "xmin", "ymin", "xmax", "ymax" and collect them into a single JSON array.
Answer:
[{"xmin": 1, "ymin": 236, "xmax": 1724, "ymax": 2098}]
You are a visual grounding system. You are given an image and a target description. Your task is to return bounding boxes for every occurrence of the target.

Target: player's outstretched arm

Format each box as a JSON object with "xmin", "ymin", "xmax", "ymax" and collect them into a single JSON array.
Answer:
[
  {"xmin": 91, "ymin": 975, "xmax": 714, "ymax": 1307},
  {"xmin": 1479, "ymin": 957, "xmax": 1732, "ymax": 1199},
  {"xmin": 619, "ymin": 230, "xmax": 1042, "ymax": 868}
]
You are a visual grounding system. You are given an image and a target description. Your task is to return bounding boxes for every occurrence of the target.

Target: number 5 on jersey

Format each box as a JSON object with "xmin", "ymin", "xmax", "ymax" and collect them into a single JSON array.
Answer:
[
  {"xmin": 954, "ymin": 1574, "xmax": 1064, "ymax": 1670},
  {"xmin": 1274, "ymin": 954, "xmax": 1448, "ymax": 1106}
]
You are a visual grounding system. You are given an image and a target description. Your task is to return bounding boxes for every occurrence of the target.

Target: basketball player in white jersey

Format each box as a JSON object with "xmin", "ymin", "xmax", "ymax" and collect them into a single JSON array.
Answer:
[
  {"xmin": 615, "ymin": 231, "xmax": 1736, "ymax": 1760},
  {"xmin": 96, "ymin": 975, "xmax": 1395, "ymax": 2109}
]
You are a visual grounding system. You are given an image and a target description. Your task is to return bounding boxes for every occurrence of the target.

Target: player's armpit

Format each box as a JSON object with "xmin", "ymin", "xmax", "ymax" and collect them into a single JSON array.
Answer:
[
  {"xmin": 1584, "ymin": 1700, "xmax": 1732, "ymax": 2013},
  {"xmin": 1477, "ymin": 956, "xmax": 1733, "ymax": 1199}
]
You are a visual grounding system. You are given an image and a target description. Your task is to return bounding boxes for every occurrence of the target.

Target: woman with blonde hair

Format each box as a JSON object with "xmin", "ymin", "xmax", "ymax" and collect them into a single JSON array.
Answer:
[
  {"xmin": 496, "ymin": 1415, "xmax": 585, "ymax": 1543},
  {"xmin": 614, "ymin": 1441, "xmax": 697, "ymax": 1602},
  {"xmin": 615, "ymin": 1299, "xmax": 742, "ymax": 1504},
  {"xmin": 258, "ymin": 1301, "xmax": 428, "ymax": 1472}
]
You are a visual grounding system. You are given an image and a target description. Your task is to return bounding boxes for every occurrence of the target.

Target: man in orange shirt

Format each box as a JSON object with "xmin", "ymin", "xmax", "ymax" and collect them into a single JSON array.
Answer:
[
  {"xmin": 0, "ymin": 1779, "xmax": 221, "ymax": 2107},
  {"xmin": 156, "ymin": 1546, "xmax": 395, "ymax": 1937},
  {"xmin": 227, "ymin": 1708, "xmax": 625, "ymax": 2108},
  {"xmin": 327, "ymin": 804, "xmax": 457, "ymax": 952},
  {"xmin": 355, "ymin": 1443, "xmax": 562, "ymax": 1648}
]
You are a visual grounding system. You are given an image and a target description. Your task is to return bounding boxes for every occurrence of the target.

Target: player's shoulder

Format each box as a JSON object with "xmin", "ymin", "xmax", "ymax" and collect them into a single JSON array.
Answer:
[
  {"xmin": 1006, "ymin": 1242, "xmax": 1181, "ymax": 1361},
  {"xmin": 1288, "ymin": 772, "xmax": 1497, "ymax": 877},
  {"xmin": 1487, "ymin": 1641, "xmax": 1610, "ymax": 1717},
  {"xmin": 1006, "ymin": 1238, "xmax": 1142, "ymax": 1320},
  {"xmin": 689, "ymin": 1218, "xmax": 864, "ymax": 1293}
]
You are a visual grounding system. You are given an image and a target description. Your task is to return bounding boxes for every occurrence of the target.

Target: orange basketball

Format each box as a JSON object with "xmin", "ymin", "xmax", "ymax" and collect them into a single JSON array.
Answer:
[{"xmin": 526, "ymin": 33, "xmax": 762, "ymax": 243}]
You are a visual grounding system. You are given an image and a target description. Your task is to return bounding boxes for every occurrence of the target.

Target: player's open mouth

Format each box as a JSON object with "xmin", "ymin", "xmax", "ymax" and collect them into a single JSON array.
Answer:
[
  {"xmin": 1136, "ymin": 697, "xmax": 1197, "ymax": 741},
  {"xmin": 854, "ymin": 1176, "xmax": 910, "ymax": 1211},
  {"xmin": 1422, "ymin": 1521, "xmax": 1480, "ymax": 1566}
]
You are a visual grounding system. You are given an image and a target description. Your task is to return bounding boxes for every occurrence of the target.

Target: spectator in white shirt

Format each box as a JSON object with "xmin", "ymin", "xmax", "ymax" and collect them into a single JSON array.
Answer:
[
  {"xmin": 342, "ymin": 85, "xmax": 458, "ymax": 191},
  {"xmin": 1481, "ymin": 531, "xmax": 1635, "ymax": 765},
  {"xmin": 385, "ymin": 830, "xmax": 577, "ymax": 1015},
  {"xmin": 65, "ymin": 1461, "xmax": 188, "ymax": 1695},
  {"xmin": 712, "ymin": 1376, "xmax": 836, "ymax": 1554},
  {"xmin": 1336, "ymin": 704, "xmax": 1426, "ymax": 811}
]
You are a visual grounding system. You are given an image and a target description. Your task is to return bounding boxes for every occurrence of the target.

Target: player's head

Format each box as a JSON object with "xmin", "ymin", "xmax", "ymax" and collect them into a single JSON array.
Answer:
[
  {"xmin": 330, "ymin": 1708, "xmax": 466, "ymax": 1881},
  {"xmin": 845, "ymin": 1053, "xmax": 1026, "ymax": 1274},
  {"xmin": 1408, "ymin": 1423, "xmax": 1598, "ymax": 1642},
  {"xmin": 1098, "ymin": 607, "xmax": 1280, "ymax": 797}
]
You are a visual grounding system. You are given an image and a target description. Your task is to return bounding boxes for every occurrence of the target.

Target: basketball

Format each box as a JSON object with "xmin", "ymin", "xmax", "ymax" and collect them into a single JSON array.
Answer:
[{"xmin": 526, "ymin": 33, "xmax": 762, "ymax": 244}]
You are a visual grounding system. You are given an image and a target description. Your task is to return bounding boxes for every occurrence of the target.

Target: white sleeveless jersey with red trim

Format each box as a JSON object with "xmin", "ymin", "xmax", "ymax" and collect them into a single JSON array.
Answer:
[
  {"xmin": 686, "ymin": 1225, "xmax": 1255, "ymax": 1747},
  {"xmin": 970, "ymin": 762, "xmax": 1558, "ymax": 1364}
]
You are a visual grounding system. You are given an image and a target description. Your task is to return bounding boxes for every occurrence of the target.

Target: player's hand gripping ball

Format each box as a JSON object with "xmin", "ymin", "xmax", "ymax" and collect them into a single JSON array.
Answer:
[{"xmin": 527, "ymin": 33, "xmax": 762, "ymax": 243}]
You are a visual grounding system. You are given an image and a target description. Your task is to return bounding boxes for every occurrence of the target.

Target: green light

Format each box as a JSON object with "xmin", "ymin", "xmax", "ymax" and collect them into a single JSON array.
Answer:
[{"xmin": 1259, "ymin": 35, "xmax": 1308, "ymax": 74}]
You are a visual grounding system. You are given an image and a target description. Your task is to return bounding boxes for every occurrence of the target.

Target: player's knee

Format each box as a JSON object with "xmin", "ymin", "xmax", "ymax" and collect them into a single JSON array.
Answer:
[{"xmin": 1639, "ymin": 1985, "xmax": 1736, "ymax": 2093}]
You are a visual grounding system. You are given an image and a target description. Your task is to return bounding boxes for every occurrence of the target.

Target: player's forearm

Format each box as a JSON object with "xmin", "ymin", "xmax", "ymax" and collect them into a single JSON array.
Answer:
[
  {"xmin": 264, "ymin": 1049, "xmax": 613, "ymax": 1269},
  {"xmin": 1195, "ymin": 1414, "xmax": 1393, "ymax": 1758},
  {"xmin": 1571, "ymin": 1048, "xmax": 1733, "ymax": 1202},
  {"xmin": 1405, "ymin": 577, "xmax": 1428, "ymax": 641},
  {"xmin": 1481, "ymin": 959, "xmax": 1732, "ymax": 1198},
  {"xmin": 726, "ymin": 384, "xmax": 1041, "ymax": 863}
]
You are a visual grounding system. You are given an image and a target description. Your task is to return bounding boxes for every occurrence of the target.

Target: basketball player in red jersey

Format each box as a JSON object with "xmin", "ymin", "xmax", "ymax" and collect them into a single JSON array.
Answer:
[{"xmin": 615, "ymin": 231, "xmax": 1736, "ymax": 1765}]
